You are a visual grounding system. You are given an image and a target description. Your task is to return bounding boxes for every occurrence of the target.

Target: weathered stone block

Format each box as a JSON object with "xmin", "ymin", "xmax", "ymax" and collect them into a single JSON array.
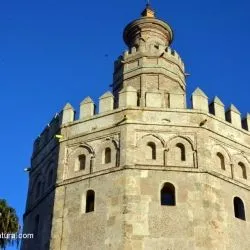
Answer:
[
  {"xmin": 99, "ymin": 91, "xmax": 114, "ymax": 113},
  {"xmin": 61, "ymin": 103, "xmax": 75, "ymax": 124},
  {"xmin": 169, "ymin": 93, "xmax": 186, "ymax": 108},
  {"xmin": 209, "ymin": 96, "xmax": 225, "ymax": 120},
  {"xmin": 79, "ymin": 97, "xmax": 95, "ymax": 119},
  {"xmin": 225, "ymin": 104, "xmax": 242, "ymax": 128},
  {"xmin": 146, "ymin": 91, "xmax": 162, "ymax": 108},
  {"xmin": 119, "ymin": 86, "xmax": 137, "ymax": 107},
  {"xmin": 191, "ymin": 88, "xmax": 208, "ymax": 112}
]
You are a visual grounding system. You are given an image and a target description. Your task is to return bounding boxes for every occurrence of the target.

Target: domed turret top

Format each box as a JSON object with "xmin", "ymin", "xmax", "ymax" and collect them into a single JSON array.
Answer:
[{"xmin": 123, "ymin": 4, "xmax": 173, "ymax": 49}]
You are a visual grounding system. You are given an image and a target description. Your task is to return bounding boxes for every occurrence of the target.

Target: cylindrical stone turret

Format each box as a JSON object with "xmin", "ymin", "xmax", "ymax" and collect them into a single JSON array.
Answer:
[
  {"xmin": 112, "ymin": 4, "xmax": 185, "ymax": 108},
  {"xmin": 123, "ymin": 4, "xmax": 173, "ymax": 50}
]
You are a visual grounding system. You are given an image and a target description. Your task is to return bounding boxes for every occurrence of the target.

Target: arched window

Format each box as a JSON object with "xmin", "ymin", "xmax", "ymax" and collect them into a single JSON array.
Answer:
[
  {"xmin": 86, "ymin": 190, "xmax": 95, "ymax": 213},
  {"xmin": 238, "ymin": 162, "xmax": 247, "ymax": 179},
  {"xmin": 234, "ymin": 197, "xmax": 246, "ymax": 220},
  {"xmin": 176, "ymin": 143, "xmax": 186, "ymax": 161},
  {"xmin": 146, "ymin": 142, "xmax": 156, "ymax": 160},
  {"xmin": 79, "ymin": 154, "xmax": 86, "ymax": 170},
  {"xmin": 217, "ymin": 152, "xmax": 225, "ymax": 170},
  {"xmin": 161, "ymin": 183, "xmax": 176, "ymax": 206},
  {"xmin": 48, "ymin": 169, "xmax": 53, "ymax": 187},
  {"xmin": 36, "ymin": 181, "xmax": 41, "ymax": 198},
  {"xmin": 34, "ymin": 215, "xmax": 40, "ymax": 235},
  {"xmin": 104, "ymin": 148, "xmax": 111, "ymax": 164}
]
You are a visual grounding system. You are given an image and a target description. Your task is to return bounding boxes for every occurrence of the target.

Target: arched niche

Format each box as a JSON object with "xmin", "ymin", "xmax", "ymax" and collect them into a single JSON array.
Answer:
[
  {"xmin": 95, "ymin": 139, "xmax": 118, "ymax": 171},
  {"xmin": 166, "ymin": 136, "xmax": 194, "ymax": 167},
  {"xmin": 211, "ymin": 144, "xmax": 231, "ymax": 177},
  {"xmin": 232, "ymin": 154, "xmax": 249, "ymax": 182},
  {"xmin": 136, "ymin": 134, "xmax": 164, "ymax": 165},
  {"xmin": 67, "ymin": 144, "xmax": 94, "ymax": 178}
]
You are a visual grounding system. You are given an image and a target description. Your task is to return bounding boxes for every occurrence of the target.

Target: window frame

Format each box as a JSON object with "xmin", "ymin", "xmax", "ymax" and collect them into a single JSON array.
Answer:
[
  {"xmin": 85, "ymin": 190, "xmax": 95, "ymax": 213},
  {"xmin": 161, "ymin": 182, "xmax": 176, "ymax": 206},
  {"xmin": 233, "ymin": 196, "xmax": 246, "ymax": 221}
]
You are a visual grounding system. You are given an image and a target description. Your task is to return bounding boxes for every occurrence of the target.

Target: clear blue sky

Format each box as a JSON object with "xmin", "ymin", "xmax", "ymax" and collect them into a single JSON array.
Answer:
[{"xmin": 1, "ymin": 1, "xmax": 250, "ymax": 249}]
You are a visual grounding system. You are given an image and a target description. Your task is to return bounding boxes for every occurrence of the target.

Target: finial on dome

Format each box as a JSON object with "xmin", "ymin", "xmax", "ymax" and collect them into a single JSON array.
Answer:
[{"xmin": 141, "ymin": 2, "xmax": 155, "ymax": 18}]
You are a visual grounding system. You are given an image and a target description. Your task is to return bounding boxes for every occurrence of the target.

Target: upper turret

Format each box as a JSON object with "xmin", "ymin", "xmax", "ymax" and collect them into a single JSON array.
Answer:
[
  {"xmin": 113, "ymin": 5, "xmax": 185, "ymax": 108},
  {"xmin": 123, "ymin": 4, "xmax": 173, "ymax": 50}
]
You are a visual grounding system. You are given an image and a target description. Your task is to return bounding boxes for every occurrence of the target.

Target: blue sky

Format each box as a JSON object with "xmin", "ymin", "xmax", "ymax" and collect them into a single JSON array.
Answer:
[{"xmin": 1, "ymin": 0, "xmax": 250, "ymax": 249}]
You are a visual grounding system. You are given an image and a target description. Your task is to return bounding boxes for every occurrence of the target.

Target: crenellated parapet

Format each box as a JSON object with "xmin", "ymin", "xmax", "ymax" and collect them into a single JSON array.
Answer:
[
  {"xmin": 242, "ymin": 113, "xmax": 250, "ymax": 130},
  {"xmin": 32, "ymin": 113, "xmax": 62, "ymax": 156},
  {"xmin": 209, "ymin": 96, "xmax": 225, "ymax": 120},
  {"xmin": 80, "ymin": 97, "xmax": 95, "ymax": 119},
  {"xmin": 191, "ymin": 87, "xmax": 250, "ymax": 131},
  {"xmin": 32, "ymin": 86, "xmax": 250, "ymax": 157},
  {"xmin": 99, "ymin": 92, "xmax": 114, "ymax": 113},
  {"xmin": 118, "ymin": 46, "xmax": 185, "ymax": 71},
  {"xmin": 73, "ymin": 87, "xmax": 250, "ymax": 133}
]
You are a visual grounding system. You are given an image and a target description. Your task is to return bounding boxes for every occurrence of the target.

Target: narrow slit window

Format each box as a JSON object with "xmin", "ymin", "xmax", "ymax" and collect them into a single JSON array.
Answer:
[
  {"xmin": 176, "ymin": 143, "xmax": 186, "ymax": 161},
  {"xmin": 234, "ymin": 197, "xmax": 246, "ymax": 221},
  {"xmin": 104, "ymin": 148, "xmax": 111, "ymax": 164},
  {"xmin": 79, "ymin": 154, "xmax": 86, "ymax": 170},
  {"xmin": 86, "ymin": 190, "xmax": 95, "ymax": 213},
  {"xmin": 161, "ymin": 183, "xmax": 176, "ymax": 206},
  {"xmin": 147, "ymin": 142, "xmax": 156, "ymax": 160},
  {"xmin": 217, "ymin": 153, "xmax": 225, "ymax": 170},
  {"xmin": 238, "ymin": 162, "xmax": 247, "ymax": 179}
]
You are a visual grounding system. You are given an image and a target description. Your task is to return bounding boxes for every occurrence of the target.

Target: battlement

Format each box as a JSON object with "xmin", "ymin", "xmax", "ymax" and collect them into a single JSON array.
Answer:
[
  {"xmin": 23, "ymin": 6, "xmax": 250, "ymax": 250},
  {"xmin": 32, "ymin": 87, "xmax": 250, "ymax": 155},
  {"xmin": 32, "ymin": 113, "xmax": 62, "ymax": 156},
  {"xmin": 114, "ymin": 46, "xmax": 185, "ymax": 72},
  {"xmin": 191, "ymin": 87, "xmax": 250, "ymax": 131}
]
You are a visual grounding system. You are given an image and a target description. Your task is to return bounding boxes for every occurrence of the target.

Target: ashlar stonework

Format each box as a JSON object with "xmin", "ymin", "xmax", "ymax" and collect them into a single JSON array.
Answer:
[{"xmin": 21, "ymin": 4, "xmax": 250, "ymax": 250}]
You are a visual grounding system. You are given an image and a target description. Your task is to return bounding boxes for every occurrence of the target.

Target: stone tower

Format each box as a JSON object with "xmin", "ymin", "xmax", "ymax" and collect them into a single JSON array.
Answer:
[{"xmin": 22, "ymin": 4, "xmax": 250, "ymax": 250}]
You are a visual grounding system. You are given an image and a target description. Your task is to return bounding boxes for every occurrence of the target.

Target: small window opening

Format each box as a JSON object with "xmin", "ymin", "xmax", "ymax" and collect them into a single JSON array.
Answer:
[
  {"xmin": 147, "ymin": 142, "xmax": 156, "ymax": 160},
  {"xmin": 79, "ymin": 154, "xmax": 86, "ymax": 170},
  {"xmin": 176, "ymin": 143, "xmax": 186, "ymax": 161},
  {"xmin": 238, "ymin": 162, "xmax": 247, "ymax": 179},
  {"xmin": 217, "ymin": 152, "xmax": 225, "ymax": 170},
  {"xmin": 104, "ymin": 148, "xmax": 111, "ymax": 164},
  {"xmin": 234, "ymin": 197, "xmax": 246, "ymax": 220},
  {"xmin": 161, "ymin": 183, "xmax": 176, "ymax": 206},
  {"xmin": 86, "ymin": 190, "xmax": 95, "ymax": 213}
]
